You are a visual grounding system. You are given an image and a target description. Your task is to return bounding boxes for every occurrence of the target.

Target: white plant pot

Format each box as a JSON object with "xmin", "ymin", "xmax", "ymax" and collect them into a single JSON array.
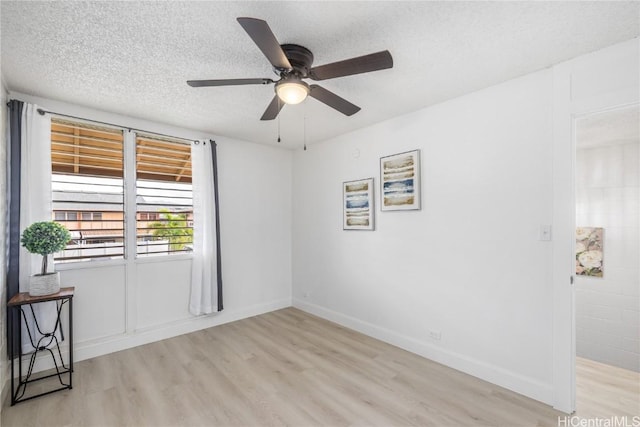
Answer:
[{"xmin": 29, "ymin": 272, "xmax": 61, "ymax": 296}]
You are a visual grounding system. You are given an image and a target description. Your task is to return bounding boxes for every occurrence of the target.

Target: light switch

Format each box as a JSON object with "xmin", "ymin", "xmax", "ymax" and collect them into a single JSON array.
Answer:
[{"xmin": 539, "ymin": 225, "xmax": 552, "ymax": 241}]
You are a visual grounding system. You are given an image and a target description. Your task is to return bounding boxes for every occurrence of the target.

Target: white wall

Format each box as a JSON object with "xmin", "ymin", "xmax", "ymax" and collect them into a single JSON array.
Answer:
[
  {"xmin": 292, "ymin": 38, "xmax": 640, "ymax": 409},
  {"xmin": 293, "ymin": 69, "xmax": 556, "ymax": 404},
  {"xmin": 575, "ymin": 140, "xmax": 640, "ymax": 372},
  {"xmin": 6, "ymin": 92, "xmax": 293, "ymax": 366}
]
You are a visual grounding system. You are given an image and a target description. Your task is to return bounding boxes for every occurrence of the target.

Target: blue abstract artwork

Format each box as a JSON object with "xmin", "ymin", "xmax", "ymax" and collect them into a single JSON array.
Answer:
[
  {"xmin": 343, "ymin": 178, "xmax": 374, "ymax": 230},
  {"xmin": 380, "ymin": 150, "xmax": 421, "ymax": 211}
]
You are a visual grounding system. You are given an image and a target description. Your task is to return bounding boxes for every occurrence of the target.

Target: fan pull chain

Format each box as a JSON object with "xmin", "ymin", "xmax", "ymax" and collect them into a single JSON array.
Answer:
[
  {"xmin": 303, "ymin": 101, "xmax": 307, "ymax": 151},
  {"xmin": 277, "ymin": 98, "xmax": 281, "ymax": 143}
]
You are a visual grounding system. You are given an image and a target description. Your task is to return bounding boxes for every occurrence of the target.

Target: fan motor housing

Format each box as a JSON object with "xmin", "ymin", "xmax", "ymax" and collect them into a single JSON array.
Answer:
[{"xmin": 279, "ymin": 44, "xmax": 314, "ymax": 77}]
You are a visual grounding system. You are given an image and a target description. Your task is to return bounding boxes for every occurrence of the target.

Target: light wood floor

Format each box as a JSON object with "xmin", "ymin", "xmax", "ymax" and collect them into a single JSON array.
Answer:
[{"xmin": 2, "ymin": 308, "xmax": 638, "ymax": 426}]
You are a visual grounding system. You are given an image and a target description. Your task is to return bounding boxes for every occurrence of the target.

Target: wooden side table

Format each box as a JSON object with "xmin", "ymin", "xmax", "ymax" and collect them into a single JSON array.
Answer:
[{"xmin": 8, "ymin": 287, "xmax": 75, "ymax": 405}]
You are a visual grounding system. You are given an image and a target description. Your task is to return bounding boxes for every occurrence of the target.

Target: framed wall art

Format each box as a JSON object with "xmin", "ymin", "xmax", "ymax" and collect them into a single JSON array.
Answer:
[
  {"xmin": 380, "ymin": 150, "xmax": 421, "ymax": 211},
  {"xmin": 576, "ymin": 227, "xmax": 604, "ymax": 277},
  {"xmin": 343, "ymin": 178, "xmax": 374, "ymax": 230}
]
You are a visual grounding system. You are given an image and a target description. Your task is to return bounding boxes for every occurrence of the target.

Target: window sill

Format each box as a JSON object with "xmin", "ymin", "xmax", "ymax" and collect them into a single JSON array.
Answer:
[
  {"xmin": 54, "ymin": 258, "xmax": 125, "ymax": 271},
  {"xmin": 135, "ymin": 254, "xmax": 193, "ymax": 264},
  {"xmin": 54, "ymin": 253, "xmax": 192, "ymax": 271}
]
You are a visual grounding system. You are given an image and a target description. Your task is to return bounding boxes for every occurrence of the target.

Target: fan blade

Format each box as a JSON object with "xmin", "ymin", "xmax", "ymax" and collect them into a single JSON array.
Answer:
[
  {"xmin": 309, "ymin": 50, "xmax": 393, "ymax": 81},
  {"xmin": 187, "ymin": 78, "xmax": 274, "ymax": 87},
  {"xmin": 260, "ymin": 95, "xmax": 285, "ymax": 120},
  {"xmin": 237, "ymin": 17, "xmax": 292, "ymax": 70},
  {"xmin": 309, "ymin": 85, "xmax": 361, "ymax": 116}
]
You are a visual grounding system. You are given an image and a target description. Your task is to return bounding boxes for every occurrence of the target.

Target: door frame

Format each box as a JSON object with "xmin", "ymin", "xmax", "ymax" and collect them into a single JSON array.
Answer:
[
  {"xmin": 551, "ymin": 64, "xmax": 576, "ymax": 414},
  {"xmin": 551, "ymin": 45, "xmax": 639, "ymax": 412}
]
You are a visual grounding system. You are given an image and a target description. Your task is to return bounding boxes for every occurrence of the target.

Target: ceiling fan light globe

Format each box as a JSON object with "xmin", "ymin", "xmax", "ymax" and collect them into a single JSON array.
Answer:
[{"xmin": 276, "ymin": 81, "xmax": 309, "ymax": 105}]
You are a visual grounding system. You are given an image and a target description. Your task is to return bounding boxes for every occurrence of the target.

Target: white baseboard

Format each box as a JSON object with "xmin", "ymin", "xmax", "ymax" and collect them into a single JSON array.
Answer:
[
  {"xmin": 293, "ymin": 298, "xmax": 553, "ymax": 407},
  {"xmin": 15, "ymin": 297, "xmax": 292, "ymax": 375},
  {"xmin": 8, "ymin": 297, "xmax": 554, "ymax": 409}
]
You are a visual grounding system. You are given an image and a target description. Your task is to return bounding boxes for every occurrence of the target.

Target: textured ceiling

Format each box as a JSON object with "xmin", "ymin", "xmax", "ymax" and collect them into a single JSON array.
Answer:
[
  {"xmin": 576, "ymin": 105, "xmax": 640, "ymax": 149},
  {"xmin": 2, "ymin": 1, "xmax": 639, "ymax": 149}
]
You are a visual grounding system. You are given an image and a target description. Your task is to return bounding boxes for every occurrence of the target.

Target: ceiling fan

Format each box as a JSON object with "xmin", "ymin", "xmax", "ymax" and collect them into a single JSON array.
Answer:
[{"xmin": 187, "ymin": 17, "xmax": 393, "ymax": 120}]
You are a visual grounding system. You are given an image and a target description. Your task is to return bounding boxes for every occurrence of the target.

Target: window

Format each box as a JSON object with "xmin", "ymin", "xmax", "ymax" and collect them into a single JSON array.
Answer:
[
  {"xmin": 50, "ymin": 119, "xmax": 194, "ymax": 263},
  {"xmin": 52, "ymin": 211, "xmax": 105, "ymax": 221},
  {"xmin": 136, "ymin": 134, "xmax": 193, "ymax": 256},
  {"xmin": 51, "ymin": 119, "xmax": 125, "ymax": 262},
  {"xmin": 137, "ymin": 212, "xmax": 160, "ymax": 221}
]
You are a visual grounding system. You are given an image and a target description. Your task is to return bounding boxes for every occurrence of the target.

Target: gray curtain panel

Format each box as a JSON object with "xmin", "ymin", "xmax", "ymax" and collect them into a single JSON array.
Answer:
[
  {"xmin": 210, "ymin": 140, "xmax": 223, "ymax": 312},
  {"xmin": 6, "ymin": 99, "xmax": 23, "ymax": 355}
]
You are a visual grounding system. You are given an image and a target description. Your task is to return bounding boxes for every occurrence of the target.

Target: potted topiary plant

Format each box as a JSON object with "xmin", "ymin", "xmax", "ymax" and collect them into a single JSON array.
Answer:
[{"xmin": 21, "ymin": 221, "xmax": 71, "ymax": 296}]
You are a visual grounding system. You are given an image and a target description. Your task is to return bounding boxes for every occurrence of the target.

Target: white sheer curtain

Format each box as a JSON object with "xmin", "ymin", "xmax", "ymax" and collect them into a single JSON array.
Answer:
[
  {"xmin": 189, "ymin": 140, "xmax": 220, "ymax": 315},
  {"xmin": 18, "ymin": 103, "xmax": 60, "ymax": 352}
]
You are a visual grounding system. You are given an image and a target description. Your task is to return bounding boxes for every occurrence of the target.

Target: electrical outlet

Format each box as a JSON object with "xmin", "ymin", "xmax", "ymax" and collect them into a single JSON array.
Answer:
[{"xmin": 429, "ymin": 330, "xmax": 441, "ymax": 341}]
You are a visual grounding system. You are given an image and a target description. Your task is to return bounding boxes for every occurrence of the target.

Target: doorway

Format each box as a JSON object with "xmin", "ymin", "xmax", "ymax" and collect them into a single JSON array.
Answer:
[{"xmin": 573, "ymin": 104, "xmax": 640, "ymax": 418}]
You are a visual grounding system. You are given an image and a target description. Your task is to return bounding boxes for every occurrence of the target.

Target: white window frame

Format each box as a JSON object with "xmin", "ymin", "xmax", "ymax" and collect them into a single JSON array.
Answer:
[{"xmin": 52, "ymin": 119, "xmax": 194, "ymax": 268}]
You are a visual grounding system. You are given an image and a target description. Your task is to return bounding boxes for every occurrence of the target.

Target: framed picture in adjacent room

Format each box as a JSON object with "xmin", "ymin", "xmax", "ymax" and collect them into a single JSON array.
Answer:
[
  {"xmin": 343, "ymin": 178, "xmax": 374, "ymax": 230},
  {"xmin": 380, "ymin": 150, "xmax": 421, "ymax": 211},
  {"xmin": 576, "ymin": 227, "xmax": 604, "ymax": 277}
]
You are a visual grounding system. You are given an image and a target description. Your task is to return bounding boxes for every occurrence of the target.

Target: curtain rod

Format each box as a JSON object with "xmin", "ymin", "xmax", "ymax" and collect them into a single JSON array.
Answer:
[{"xmin": 33, "ymin": 106, "xmax": 198, "ymax": 145}]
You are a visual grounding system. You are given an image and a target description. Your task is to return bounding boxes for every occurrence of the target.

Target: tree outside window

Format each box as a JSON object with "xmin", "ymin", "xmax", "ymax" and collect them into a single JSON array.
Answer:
[{"xmin": 148, "ymin": 209, "xmax": 193, "ymax": 251}]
